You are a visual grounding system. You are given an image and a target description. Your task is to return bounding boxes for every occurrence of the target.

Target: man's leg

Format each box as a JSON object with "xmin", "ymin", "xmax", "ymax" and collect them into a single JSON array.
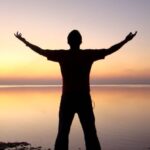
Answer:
[
  {"xmin": 78, "ymin": 95, "xmax": 101, "ymax": 150},
  {"xmin": 54, "ymin": 96, "xmax": 75, "ymax": 150}
]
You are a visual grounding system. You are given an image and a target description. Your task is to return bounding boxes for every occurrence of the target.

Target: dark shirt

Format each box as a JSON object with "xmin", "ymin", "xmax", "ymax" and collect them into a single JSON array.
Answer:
[{"xmin": 46, "ymin": 49, "xmax": 106, "ymax": 93}]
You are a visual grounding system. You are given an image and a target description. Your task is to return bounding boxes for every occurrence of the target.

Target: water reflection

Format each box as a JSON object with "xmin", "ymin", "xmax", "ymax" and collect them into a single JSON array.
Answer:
[
  {"xmin": 0, "ymin": 85, "xmax": 150, "ymax": 150},
  {"xmin": 0, "ymin": 86, "xmax": 61, "ymax": 149},
  {"xmin": 91, "ymin": 85, "xmax": 150, "ymax": 150}
]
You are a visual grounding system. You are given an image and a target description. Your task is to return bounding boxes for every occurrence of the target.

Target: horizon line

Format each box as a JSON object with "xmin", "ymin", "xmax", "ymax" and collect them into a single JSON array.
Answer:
[{"xmin": 0, "ymin": 84, "xmax": 150, "ymax": 88}]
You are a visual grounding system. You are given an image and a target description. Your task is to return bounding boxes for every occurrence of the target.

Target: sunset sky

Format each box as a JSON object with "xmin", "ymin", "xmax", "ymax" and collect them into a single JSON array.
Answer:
[{"xmin": 0, "ymin": 0, "xmax": 150, "ymax": 85}]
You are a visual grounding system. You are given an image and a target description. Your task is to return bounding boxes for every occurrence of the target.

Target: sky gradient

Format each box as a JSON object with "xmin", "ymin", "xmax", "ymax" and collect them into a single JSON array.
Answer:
[{"xmin": 0, "ymin": 0, "xmax": 150, "ymax": 85}]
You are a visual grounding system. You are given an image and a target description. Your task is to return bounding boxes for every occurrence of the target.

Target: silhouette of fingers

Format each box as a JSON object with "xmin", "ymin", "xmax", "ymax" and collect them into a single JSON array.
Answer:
[
  {"xmin": 16, "ymin": 31, "xmax": 19, "ymax": 36},
  {"xmin": 134, "ymin": 31, "xmax": 137, "ymax": 36},
  {"xmin": 125, "ymin": 31, "xmax": 137, "ymax": 41},
  {"xmin": 15, "ymin": 31, "xmax": 21, "ymax": 37},
  {"xmin": 19, "ymin": 33, "xmax": 22, "ymax": 36}
]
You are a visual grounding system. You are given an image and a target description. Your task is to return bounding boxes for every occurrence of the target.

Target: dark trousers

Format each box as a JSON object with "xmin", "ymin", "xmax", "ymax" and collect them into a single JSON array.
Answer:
[{"xmin": 54, "ymin": 92, "xmax": 101, "ymax": 150}]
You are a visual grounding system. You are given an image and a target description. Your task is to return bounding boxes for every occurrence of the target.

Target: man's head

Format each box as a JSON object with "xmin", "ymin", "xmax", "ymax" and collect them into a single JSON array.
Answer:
[{"xmin": 67, "ymin": 30, "xmax": 82, "ymax": 49}]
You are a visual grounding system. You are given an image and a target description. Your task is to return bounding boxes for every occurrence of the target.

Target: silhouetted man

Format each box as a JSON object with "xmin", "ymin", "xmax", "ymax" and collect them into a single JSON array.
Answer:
[{"xmin": 14, "ymin": 30, "xmax": 137, "ymax": 150}]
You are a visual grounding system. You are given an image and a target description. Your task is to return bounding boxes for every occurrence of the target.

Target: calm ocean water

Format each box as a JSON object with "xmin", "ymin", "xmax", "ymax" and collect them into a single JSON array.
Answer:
[{"xmin": 0, "ymin": 85, "xmax": 150, "ymax": 150}]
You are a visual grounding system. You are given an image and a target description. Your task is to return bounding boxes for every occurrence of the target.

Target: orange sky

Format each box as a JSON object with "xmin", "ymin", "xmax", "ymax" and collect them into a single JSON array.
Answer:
[{"xmin": 0, "ymin": 0, "xmax": 150, "ymax": 84}]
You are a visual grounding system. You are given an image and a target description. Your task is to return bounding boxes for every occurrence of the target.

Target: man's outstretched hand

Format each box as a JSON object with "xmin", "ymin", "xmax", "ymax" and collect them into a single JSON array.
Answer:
[
  {"xmin": 14, "ymin": 32, "xmax": 26, "ymax": 42},
  {"xmin": 125, "ymin": 31, "xmax": 137, "ymax": 42}
]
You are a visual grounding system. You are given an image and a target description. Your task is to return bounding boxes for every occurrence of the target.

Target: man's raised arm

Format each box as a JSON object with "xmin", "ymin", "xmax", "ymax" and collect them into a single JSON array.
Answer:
[
  {"xmin": 105, "ymin": 31, "xmax": 137, "ymax": 56},
  {"xmin": 14, "ymin": 32, "xmax": 48, "ymax": 56}
]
